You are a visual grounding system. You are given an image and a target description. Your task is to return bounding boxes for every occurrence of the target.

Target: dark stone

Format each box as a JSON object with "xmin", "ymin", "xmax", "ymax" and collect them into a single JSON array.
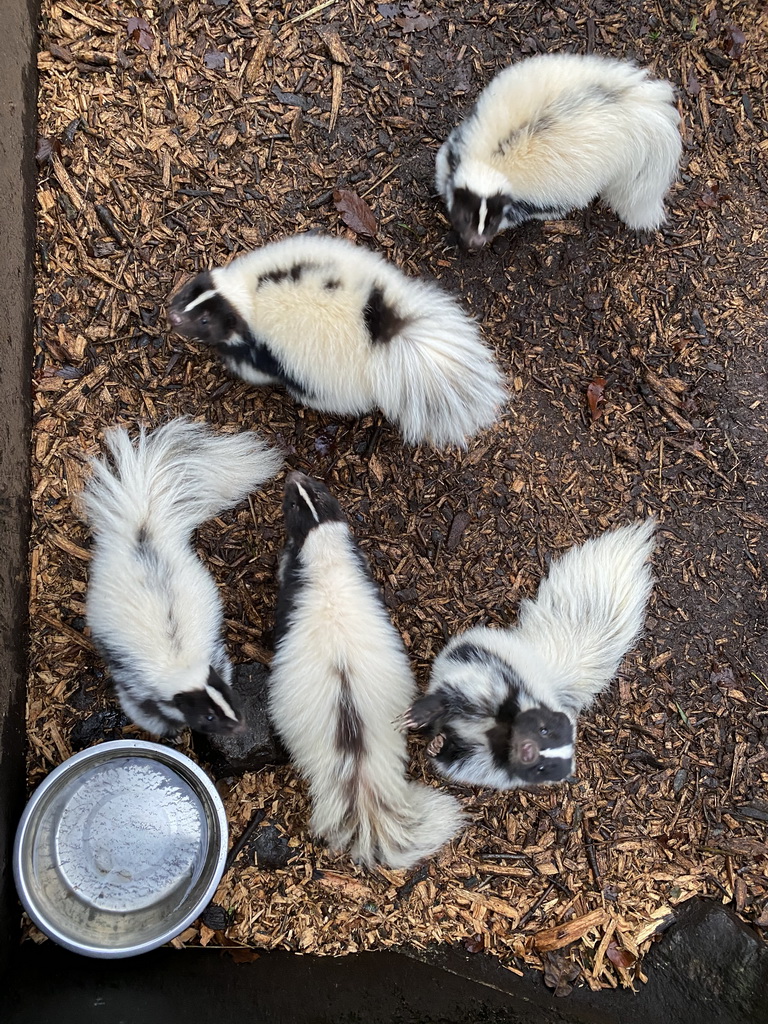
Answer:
[
  {"xmin": 69, "ymin": 708, "xmax": 130, "ymax": 750},
  {"xmin": 244, "ymin": 823, "xmax": 293, "ymax": 870},
  {"xmin": 194, "ymin": 662, "xmax": 288, "ymax": 777},
  {"xmin": 200, "ymin": 904, "xmax": 232, "ymax": 931},
  {"xmin": 636, "ymin": 899, "xmax": 768, "ymax": 1024}
]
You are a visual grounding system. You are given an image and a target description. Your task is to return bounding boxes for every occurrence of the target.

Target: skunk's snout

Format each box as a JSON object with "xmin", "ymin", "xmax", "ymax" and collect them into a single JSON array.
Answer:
[
  {"xmin": 168, "ymin": 308, "xmax": 184, "ymax": 326},
  {"xmin": 519, "ymin": 740, "xmax": 539, "ymax": 765},
  {"xmin": 286, "ymin": 469, "xmax": 310, "ymax": 487},
  {"xmin": 462, "ymin": 234, "xmax": 488, "ymax": 251}
]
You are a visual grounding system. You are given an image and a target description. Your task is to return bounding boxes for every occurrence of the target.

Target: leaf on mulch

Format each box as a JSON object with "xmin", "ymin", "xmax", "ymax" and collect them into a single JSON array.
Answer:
[
  {"xmin": 586, "ymin": 377, "xmax": 606, "ymax": 421},
  {"xmin": 35, "ymin": 136, "xmax": 62, "ymax": 164},
  {"xmin": 333, "ymin": 189, "xmax": 377, "ymax": 236},
  {"xmin": 204, "ymin": 51, "xmax": 229, "ymax": 70},
  {"xmin": 377, "ymin": 2, "xmax": 400, "ymax": 17},
  {"xmin": 49, "ymin": 43, "xmax": 75, "ymax": 63},
  {"xmin": 396, "ymin": 10, "xmax": 441, "ymax": 32},
  {"xmin": 724, "ymin": 24, "xmax": 746, "ymax": 59},
  {"xmin": 606, "ymin": 942, "xmax": 636, "ymax": 970},
  {"xmin": 685, "ymin": 68, "xmax": 701, "ymax": 96},
  {"xmin": 542, "ymin": 950, "xmax": 581, "ymax": 997},
  {"xmin": 446, "ymin": 510, "xmax": 471, "ymax": 551},
  {"xmin": 127, "ymin": 17, "xmax": 154, "ymax": 52},
  {"xmin": 697, "ymin": 181, "xmax": 730, "ymax": 209},
  {"xmin": 463, "ymin": 934, "xmax": 484, "ymax": 953}
]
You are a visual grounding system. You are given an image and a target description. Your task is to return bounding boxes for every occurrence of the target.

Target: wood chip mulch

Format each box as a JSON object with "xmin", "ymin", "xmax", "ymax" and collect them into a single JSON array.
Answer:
[{"xmin": 26, "ymin": 0, "xmax": 767, "ymax": 995}]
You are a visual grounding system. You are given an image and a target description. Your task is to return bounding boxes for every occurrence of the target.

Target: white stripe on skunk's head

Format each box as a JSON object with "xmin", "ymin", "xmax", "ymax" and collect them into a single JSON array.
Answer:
[
  {"xmin": 446, "ymin": 163, "xmax": 520, "ymax": 249},
  {"xmin": 168, "ymin": 271, "xmax": 245, "ymax": 350},
  {"xmin": 508, "ymin": 706, "xmax": 575, "ymax": 784},
  {"xmin": 172, "ymin": 666, "xmax": 244, "ymax": 735},
  {"xmin": 282, "ymin": 471, "xmax": 346, "ymax": 549}
]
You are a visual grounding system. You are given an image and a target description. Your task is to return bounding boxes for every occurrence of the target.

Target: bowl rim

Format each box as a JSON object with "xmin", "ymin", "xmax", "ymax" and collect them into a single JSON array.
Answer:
[{"xmin": 13, "ymin": 739, "xmax": 228, "ymax": 959}]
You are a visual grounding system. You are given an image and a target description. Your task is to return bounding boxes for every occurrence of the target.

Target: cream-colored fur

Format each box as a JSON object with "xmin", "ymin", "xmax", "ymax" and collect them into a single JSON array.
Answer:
[
  {"xmin": 270, "ymin": 520, "xmax": 464, "ymax": 869},
  {"xmin": 437, "ymin": 53, "xmax": 681, "ymax": 232},
  {"xmin": 82, "ymin": 418, "xmax": 281, "ymax": 732},
  {"xmin": 425, "ymin": 519, "xmax": 656, "ymax": 787},
  {"xmin": 214, "ymin": 234, "xmax": 506, "ymax": 447}
]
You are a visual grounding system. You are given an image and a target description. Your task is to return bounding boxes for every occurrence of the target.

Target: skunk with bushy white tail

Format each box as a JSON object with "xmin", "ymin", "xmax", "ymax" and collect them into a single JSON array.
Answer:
[
  {"xmin": 401, "ymin": 519, "xmax": 656, "ymax": 788},
  {"xmin": 168, "ymin": 234, "xmax": 506, "ymax": 448},
  {"xmin": 81, "ymin": 417, "xmax": 282, "ymax": 736},
  {"xmin": 269, "ymin": 472, "xmax": 463, "ymax": 869},
  {"xmin": 435, "ymin": 53, "xmax": 681, "ymax": 249}
]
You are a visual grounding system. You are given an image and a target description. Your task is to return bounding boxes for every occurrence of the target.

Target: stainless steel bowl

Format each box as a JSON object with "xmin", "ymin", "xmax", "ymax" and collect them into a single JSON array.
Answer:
[{"xmin": 14, "ymin": 739, "xmax": 228, "ymax": 958}]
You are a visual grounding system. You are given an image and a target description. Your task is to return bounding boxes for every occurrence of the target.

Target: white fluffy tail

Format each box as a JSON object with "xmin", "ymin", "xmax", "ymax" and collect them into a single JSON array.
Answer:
[
  {"xmin": 603, "ymin": 79, "xmax": 681, "ymax": 231},
  {"xmin": 371, "ymin": 287, "xmax": 506, "ymax": 447},
  {"xmin": 81, "ymin": 417, "xmax": 282, "ymax": 542},
  {"xmin": 316, "ymin": 771, "xmax": 464, "ymax": 871},
  {"xmin": 515, "ymin": 519, "xmax": 656, "ymax": 714}
]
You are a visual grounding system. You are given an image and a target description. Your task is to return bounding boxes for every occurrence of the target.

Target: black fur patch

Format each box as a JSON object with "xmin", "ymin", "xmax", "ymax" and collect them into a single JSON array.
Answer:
[
  {"xmin": 432, "ymin": 727, "xmax": 475, "ymax": 769},
  {"xmin": 438, "ymin": 683, "xmax": 485, "ymax": 719},
  {"xmin": 173, "ymin": 683, "xmax": 240, "ymax": 735},
  {"xmin": 134, "ymin": 534, "xmax": 164, "ymax": 577},
  {"xmin": 175, "ymin": 270, "xmax": 216, "ymax": 311},
  {"xmin": 274, "ymin": 545, "xmax": 303, "ymax": 646},
  {"xmin": 446, "ymin": 141, "xmax": 460, "ymax": 174},
  {"xmin": 363, "ymin": 286, "xmax": 407, "ymax": 344},
  {"xmin": 324, "ymin": 278, "xmax": 341, "ymax": 290},
  {"xmin": 222, "ymin": 331, "xmax": 310, "ymax": 398},
  {"xmin": 206, "ymin": 665, "xmax": 233, "ymax": 699},
  {"xmin": 136, "ymin": 696, "xmax": 177, "ymax": 729},
  {"xmin": 336, "ymin": 669, "xmax": 365, "ymax": 756},
  {"xmin": 407, "ymin": 692, "xmax": 447, "ymax": 733},
  {"xmin": 554, "ymin": 83, "xmax": 623, "ymax": 120},
  {"xmin": 495, "ymin": 692, "xmax": 522, "ymax": 723},
  {"xmin": 447, "ymin": 642, "xmax": 485, "ymax": 665},
  {"xmin": 487, "ymin": 720, "xmax": 512, "ymax": 770},
  {"xmin": 94, "ymin": 639, "xmax": 132, "ymax": 679},
  {"xmin": 503, "ymin": 197, "xmax": 562, "ymax": 225},
  {"xmin": 257, "ymin": 261, "xmax": 311, "ymax": 288},
  {"xmin": 282, "ymin": 472, "xmax": 346, "ymax": 548}
]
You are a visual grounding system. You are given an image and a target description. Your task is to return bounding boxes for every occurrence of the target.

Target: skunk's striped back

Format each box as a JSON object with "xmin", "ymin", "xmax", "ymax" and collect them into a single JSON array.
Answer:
[
  {"xmin": 270, "ymin": 475, "xmax": 463, "ymax": 868},
  {"xmin": 178, "ymin": 235, "xmax": 505, "ymax": 448}
]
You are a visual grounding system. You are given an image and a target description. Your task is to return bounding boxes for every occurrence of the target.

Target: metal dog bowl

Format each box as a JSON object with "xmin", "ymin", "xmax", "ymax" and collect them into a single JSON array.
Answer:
[{"xmin": 14, "ymin": 739, "xmax": 228, "ymax": 958}]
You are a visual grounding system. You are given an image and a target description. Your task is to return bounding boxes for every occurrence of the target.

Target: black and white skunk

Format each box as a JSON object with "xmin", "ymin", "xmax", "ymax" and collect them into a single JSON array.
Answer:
[
  {"xmin": 268, "ymin": 472, "xmax": 463, "ymax": 869},
  {"xmin": 435, "ymin": 53, "xmax": 681, "ymax": 248},
  {"xmin": 401, "ymin": 519, "xmax": 656, "ymax": 788},
  {"xmin": 167, "ymin": 234, "xmax": 506, "ymax": 448},
  {"xmin": 81, "ymin": 417, "xmax": 282, "ymax": 736}
]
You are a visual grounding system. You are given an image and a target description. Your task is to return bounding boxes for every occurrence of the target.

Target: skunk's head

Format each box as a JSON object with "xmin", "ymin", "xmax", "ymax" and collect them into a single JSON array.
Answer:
[
  {"xmin": 508, "ymin": 706, "xmax": 574, "ymax": 784},
  {"xmin": 282, "ymin": 471, "xmax": 345, "ymax": 549},
  {"xmin": 173, "ymin": 666, "xmax": 244, "ymax": 735},
  {"xmin": 168, "ymin": 271, "xmax": 242, "ymax": 349},
  {"xmin": 448, "ymin": 188, "xmax": 516, "ymax": 249}
]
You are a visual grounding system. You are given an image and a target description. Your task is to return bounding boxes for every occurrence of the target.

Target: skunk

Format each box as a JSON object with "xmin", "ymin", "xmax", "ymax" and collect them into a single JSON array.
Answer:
[
  {"xmin": 435, "ymin": 53, "xmax": 681, "ymax": 248},
  {"xmin": 167, "ymin": 234, "xmax": 506, "ymax": 448},
  {"xmin": 401, "ymin": 519, "xmax": 656, "ymax": 788},
  {"xmin": 269, "ymin": 472, "xmax": 463, "ymax": 869},
  {"xmin": 81, "ymin": 417, "xmax": 282, "ymax": 736}
]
